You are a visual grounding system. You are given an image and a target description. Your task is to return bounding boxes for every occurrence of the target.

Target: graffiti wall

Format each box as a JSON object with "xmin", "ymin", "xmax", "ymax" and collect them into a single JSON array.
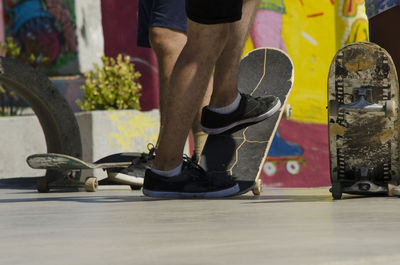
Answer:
[
  {"xmin": 100, "ymin": 0, "xmax": 368, "ymax": 188},
  {"xmin": 2, "ymin": 0, "xmax": 363, "ymax": 186},
  {"xmin": 245, "ymin": 0, "xmax": 368, "ymax": 187},
  {"xmin": 3, "ymin": 0, "xmax": 78, "ymax": 74}
]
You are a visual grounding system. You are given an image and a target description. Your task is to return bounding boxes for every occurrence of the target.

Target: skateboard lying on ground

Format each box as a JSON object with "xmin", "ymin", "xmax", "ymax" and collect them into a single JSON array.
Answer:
[
  {"xmin": 27, "ymin": 151, "xmax": 153, "ymax": 192},
  {"xmin": 199, "ymin": 47, "xmax": 294, "ymax": 196},
  {"xmin": 328, "ymin": 42, "xmax": 400, "ymax": 199}
]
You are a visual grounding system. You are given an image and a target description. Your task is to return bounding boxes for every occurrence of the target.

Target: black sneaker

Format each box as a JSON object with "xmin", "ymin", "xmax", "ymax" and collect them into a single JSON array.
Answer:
[
  {"xmin": 142, "ymin": 156, "xmax": 239, "ymax": 198},
  {"xmin": 200, "ymin": 93, "xmax": 281, "ymax": 135},
  {"xmin": 106, "ymin": 145, "xmax": 156, "ymax": 188}
]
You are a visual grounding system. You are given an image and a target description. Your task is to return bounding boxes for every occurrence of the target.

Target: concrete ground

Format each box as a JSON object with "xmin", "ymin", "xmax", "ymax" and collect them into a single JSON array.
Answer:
[{"xmin": 1, "ymin": 181, "xmax": 400, "ymax": 265}]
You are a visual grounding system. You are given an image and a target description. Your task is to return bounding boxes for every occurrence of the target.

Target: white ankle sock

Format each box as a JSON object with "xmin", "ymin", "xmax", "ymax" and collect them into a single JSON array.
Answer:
[
  {"xmin": 208, "ymin": 93, "xmax": 241, "ymax": 114},
  {"xmin": 151, "ymin": 163, "xmax": 183, "ymax": 177}
]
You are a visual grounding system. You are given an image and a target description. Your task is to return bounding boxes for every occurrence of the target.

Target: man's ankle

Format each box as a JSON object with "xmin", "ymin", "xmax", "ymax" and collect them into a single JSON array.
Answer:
[
  {"xmin": 150, "ymin": 163, "xmax": 183, "ymax": 177},
  {"xmin": 207, "ymin": 93, "xmax": 241, "ymax": 114}
]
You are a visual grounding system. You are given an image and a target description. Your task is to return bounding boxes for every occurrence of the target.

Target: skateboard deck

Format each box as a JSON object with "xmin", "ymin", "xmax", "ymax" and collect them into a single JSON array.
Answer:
[
  {"xmin": 199, "ymin": 47, "xmax": 294, "ymax": 196},
  {"xmin": 27, "ymin": 152, "xmax": 151, "ymax": 192},
  {"xmin": 328, "ymin": 42, "xmax": 400, "ymax": 199}
]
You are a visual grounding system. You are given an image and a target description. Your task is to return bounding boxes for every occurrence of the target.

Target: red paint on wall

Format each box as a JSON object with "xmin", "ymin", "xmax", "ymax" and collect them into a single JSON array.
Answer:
[
  {"xmin": 261, "ymin": 120, "xmax": 331, "ymax": 188},
  {"xmin": 307, "ymin": 12, "xmax": 324, "ymax": 18},
  {"xmin": 0, "ymin": 1, "xmax": 4, "ymax": 42},
  {"xmin": 101, "ymin": 0, "xmax": 159, "ymax": 111}
]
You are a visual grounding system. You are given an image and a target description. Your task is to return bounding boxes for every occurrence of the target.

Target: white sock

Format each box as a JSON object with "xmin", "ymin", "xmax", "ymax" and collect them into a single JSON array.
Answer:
[
  {"xmin": 208, "ymin": 93, "xmax": 241, "ymax": 114},
  {"xmin": 150, "ymin": 163, "xmax": 183, "ymax": 177}
]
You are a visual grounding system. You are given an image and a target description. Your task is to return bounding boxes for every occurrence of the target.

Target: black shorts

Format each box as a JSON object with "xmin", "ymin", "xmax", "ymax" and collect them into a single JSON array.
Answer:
[
  {"xmin": 137, "ymin": 0, "xmax": 187, "ymax": 48},
  {"xmin": 186, "ymin": 0, "xmax": 243, "ymax": 24}
]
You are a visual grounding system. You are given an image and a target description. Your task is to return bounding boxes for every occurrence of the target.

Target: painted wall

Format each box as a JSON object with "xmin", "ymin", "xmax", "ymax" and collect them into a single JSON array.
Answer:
[
  {"xmin": 246, "ymin": 0, "xmax": 368, "ymax": 187},
  {"xmin": 2, "ymin": 0, "xmax": 104, "ymax": 75},
  {"xmin": 0, "ymin": 0, "xmax": 369, "ymax": 185},
  {"xmin": 3, "ymin": 0, "xmax": 78, "ymax": 74},
  {"xmin": 100, "ymin": 0, "xmax": 369, "ymax": 188}
]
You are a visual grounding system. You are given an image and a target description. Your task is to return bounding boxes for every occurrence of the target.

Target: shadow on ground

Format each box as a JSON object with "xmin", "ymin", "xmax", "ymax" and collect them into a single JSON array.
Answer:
[{"xmin": 0, "ymin": 177, "xmax": 38, "ymax": 189}]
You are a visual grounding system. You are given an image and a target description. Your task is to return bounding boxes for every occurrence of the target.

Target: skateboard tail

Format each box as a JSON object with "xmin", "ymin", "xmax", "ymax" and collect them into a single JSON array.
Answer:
[{"xmin": 235, "ymin": 47, "xmax": 295, "ymax": 195}]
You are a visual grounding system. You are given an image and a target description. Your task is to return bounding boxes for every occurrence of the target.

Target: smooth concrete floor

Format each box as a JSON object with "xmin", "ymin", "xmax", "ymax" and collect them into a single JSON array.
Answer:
[{"xmin": 1, "ymin": 184, "xmax": 400, "ymax": 265}]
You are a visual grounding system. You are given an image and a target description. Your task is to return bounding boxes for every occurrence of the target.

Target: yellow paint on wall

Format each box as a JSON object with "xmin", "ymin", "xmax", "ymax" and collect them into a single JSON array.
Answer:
[
  {"xmin": 336, "ymin": 0, "xmax": 368, "ymax": 47},
  {"xmin": 243, "ymin": 35, "xmax": 254, "ymax": 57},
  {"xmin": 279, "ymin": 0, "xmax": 367, "ymax": 124},
  {"xmin": 107, "ymin": 112, "xmax": 159, "ymax": 152},
  {"xmin": 282, "ymin": 0, "xmax": 336, "ymax": 124}
]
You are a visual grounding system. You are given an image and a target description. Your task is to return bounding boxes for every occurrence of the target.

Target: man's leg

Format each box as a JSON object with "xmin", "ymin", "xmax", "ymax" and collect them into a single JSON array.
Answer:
[
  {"xmin": 200, "ymin": 0, "xmax": 280, "ymax": 135},
  {"xmin": 143, "ymin": 0, "xmax": 212, "ymax": 156},
  {"xmin": 149, "ymin": 27, "xmax": 187, "ymax": 132},
  {"xmin": 149, "ymin": 27, "xmax": 211, "ymax": 156},
  {"xmin": 143, "ymin": 0, "xmax": 279, "ymax": 198},
  {"xmin": 153, "ymin": 21, "xmax": 230, "ymax": 170},
  {"xmin": 369, "ymin": 6, "xmax": 400, "ymax": 78},
  {"xmin": 209, "ymin": 0, "xmax": 261, "ymax": 108},
  {"xmin": 189, "ymin": 0, "xmax": 257, "ymax": 156},
  {"xmin": 153, "ymin": 0, "xmax": 279, "ymax": 170},
  {"xmin": 143, "ymin": 20, "xmax": 241, "ymax": 198}
]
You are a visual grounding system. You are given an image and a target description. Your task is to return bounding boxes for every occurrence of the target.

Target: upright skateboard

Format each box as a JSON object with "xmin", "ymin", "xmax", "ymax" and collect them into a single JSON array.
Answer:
[
  {"xmin": 27, "ymin": 151, "xmax": 153, "ymax": 192},
  {"xmin": 199, "ymin": 47, "xmax": 294, "ymax": 196},
  {"xmin": 328, "ymin": 42, "xmax": 400, "ymax": 199}
]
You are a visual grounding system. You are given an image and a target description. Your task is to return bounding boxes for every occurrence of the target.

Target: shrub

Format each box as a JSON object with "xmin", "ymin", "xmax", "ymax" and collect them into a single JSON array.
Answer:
[{"xmin": 77, "ymin": 54, "xmax": 142, "ymax": 111}]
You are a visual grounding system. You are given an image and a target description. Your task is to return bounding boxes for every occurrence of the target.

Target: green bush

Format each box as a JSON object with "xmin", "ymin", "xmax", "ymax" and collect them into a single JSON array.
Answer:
[{"xmin": 77, "ymin": 54, "xmax": 142, "ymax": 111}]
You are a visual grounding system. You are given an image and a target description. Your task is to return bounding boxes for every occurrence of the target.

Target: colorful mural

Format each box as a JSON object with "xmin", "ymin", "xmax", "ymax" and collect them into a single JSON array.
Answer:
[
  {"xmin": 3, "ymin": 0, "xmax": 78, "ymax": 74},
  {"xmin": 100, "ymin": 0, "xmax": 369, "ymax": 188},
  {"xmin": 1, "ymin": 0, "xmax": 361, "ymax": 187},
  {"xmin": 243, "ymin": 0, "xmax": 368, "ymax": 187}
]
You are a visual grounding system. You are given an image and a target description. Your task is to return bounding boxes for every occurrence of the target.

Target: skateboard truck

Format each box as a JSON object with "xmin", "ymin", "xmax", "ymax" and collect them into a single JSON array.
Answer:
[
  {"xmin": 343, "ymin": 181, "xmax": 387, "ymax": 193},
  {"xmin": 358, "ymin": 167, "xmax": 371, "ymax": 191},
  {"xmin": 342, "ymin": 166, "xmax": 387, "ymax": 194},
  {"xmin": 341, "ymin": 88, "xmax": 383, "ymax": 111}
]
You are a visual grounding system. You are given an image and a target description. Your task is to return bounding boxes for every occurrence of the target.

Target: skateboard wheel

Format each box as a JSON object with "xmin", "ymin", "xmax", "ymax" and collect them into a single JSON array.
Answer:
[
  {"xmin": 331, "ymin": 182, "xmax": 342, "ymax": 200},
  {"xmin": 85, "ymin": 177, "xmax": 98, "ymax": 192},
  {"xmin": 328, "ymin": 100, "xmax": 338, "ymax": 117},
  {"xmin": 37, "ymin": 177, "xmax": 49, "ymax": 193},
  {"xmin": 252, "ymin": 179, "xmax": 263, "ymax": 195},
  {"xmin": 282, "ymin": 104, "xmax": 292, "ymax": 120},
  {"xmin": 385, "ymin": 101, "xmax": 395, "ymax": 118},
  {"xmin": 388, "ymin": 184, "xmax": 400, "ymax": 196}
]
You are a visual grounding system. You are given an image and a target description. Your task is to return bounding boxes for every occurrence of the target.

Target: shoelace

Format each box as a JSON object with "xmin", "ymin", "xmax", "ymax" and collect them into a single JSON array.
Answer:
[
  {"xmin": 140, "ymin": 143, "xmax": 156, "ymax": 163},
  {"xmin": 182, "ymin": 155, "xmax": 209, "ymax": 182},
  {"xmin": 130, "ymin": 144, "xmax": 209, "ymax": 182},
  {"xmin": 127, "ymin": 143, "xmax": 156, "ymax": 168}
]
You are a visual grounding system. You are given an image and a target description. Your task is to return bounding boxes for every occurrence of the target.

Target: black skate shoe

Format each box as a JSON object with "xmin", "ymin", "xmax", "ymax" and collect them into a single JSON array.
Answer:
[
  {"xmin": 200, "ymin": 93, "xmax": 281, "ymax": 135},
  {"xmin": 142, "ymin": 156, "xmax": 239, "ymax": 198}
]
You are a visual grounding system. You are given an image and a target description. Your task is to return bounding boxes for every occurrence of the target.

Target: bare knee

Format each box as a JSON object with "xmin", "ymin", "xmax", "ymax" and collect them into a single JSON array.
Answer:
[
  {"xmin": 149, "ymin": 27, "xmax": 187, "ymax": 56},
  {"xmin": 185, "ymin": 22, "xmax": 231, "ymax": 60}
]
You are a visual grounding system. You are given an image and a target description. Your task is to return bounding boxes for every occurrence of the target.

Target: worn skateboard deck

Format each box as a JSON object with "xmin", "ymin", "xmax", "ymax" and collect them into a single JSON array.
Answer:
[
  {"xmin": 27, "ymin": 152, "xmax": 149, "ymax": 192},
  {"xmin": 328, "ymin": 42, "xmax": 400, "ymax": 199},
  {"xmin": 199, "ymin": 47, "xmax": 294, "ymax": 195},
  {"xmin": 28, "ymin": 153, "xmax": 135, "ymax": 169}
]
